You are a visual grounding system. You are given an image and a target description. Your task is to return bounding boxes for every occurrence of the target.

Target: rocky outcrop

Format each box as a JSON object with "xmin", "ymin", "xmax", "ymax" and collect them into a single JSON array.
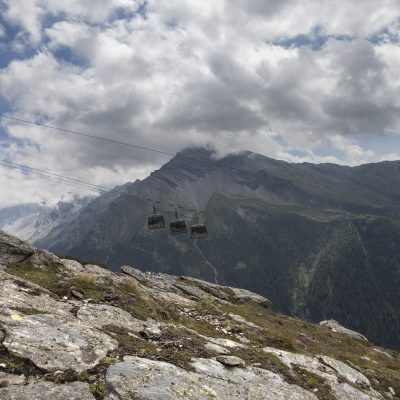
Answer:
[
  {"xmin": 320, "ymin": 319, "xmax": 368, "ymax": 342},
  {"xmin": 0, "ymin": 381, "xmax": 95, "ymax": 399},
  {"xmin": 105, "ymin": 356, "xmax": 318, "ymax": 400},
  {"xmin": 263, "ymin": 347, "xmax": 381, "ymax": 399},
  {"xmin": 121, "ymin": 265, "xmax": 272, "ymax": 307},
  {"xmin": 0, "ymin": 230, "xmax": 399, "ymax": 400},
  {"xmin": 0, "ymin": 230, "xmax": 61, "ymax": 267},
  {"xmin": 2, "ymin": 312, "xmax": 118, "ymax": 372},
  {"xmin": 0, "ymin": 230, "xmax": 35, "ymax": 264},
  {"xmin": 0, "ymin": 371, "xmax": 25, "ymax": 386}
]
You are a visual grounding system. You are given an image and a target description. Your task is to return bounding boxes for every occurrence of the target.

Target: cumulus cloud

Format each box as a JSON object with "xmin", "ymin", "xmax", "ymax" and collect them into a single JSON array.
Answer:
[{"xmin": 1, "ymin": 0, "xmax": 400, "ymax": 206}]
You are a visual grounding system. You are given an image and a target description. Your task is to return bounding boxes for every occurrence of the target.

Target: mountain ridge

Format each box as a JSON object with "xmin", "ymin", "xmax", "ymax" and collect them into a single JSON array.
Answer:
[{"xmin": 9, "ymin": 148, "xmax": 400, "ymax": 349}]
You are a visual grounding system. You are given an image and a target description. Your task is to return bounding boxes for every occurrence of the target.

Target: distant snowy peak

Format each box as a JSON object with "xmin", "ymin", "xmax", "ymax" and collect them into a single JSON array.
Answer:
[
  {"xmin": 0, "ymin": 203, "xmax": 50, "ymax": 242},
  {"xmin": 0, "ymin": 194, "xmax": 94, "ymax": 243}
]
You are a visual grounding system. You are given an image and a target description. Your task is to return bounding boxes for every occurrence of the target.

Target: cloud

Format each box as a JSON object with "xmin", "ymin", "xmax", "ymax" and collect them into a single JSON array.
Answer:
[
  {"xmin": 1, "ymin": 0, "xmax": 400, "ymax": 206},
  {"xmin": 1, "ymin": 0, "xmax": 144, "ymax": 43}
]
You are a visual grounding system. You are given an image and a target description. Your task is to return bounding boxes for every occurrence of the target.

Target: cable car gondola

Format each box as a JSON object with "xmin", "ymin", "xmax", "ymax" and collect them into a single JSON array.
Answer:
[
  {"xmin": 191, "ymin": 210, "xmax": 208, "ymax": 239},
  {"xmin": 148, "ymin": 205, "xmax": 165, "ymax": 229},
  {"xmin": 170, "ymin": 210, "xmax": 187, "ymax": 235}
]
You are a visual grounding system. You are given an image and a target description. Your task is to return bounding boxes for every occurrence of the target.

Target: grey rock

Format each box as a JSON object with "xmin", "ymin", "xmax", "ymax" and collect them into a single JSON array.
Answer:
[
  {"xmin": 173, "ymin": 282, "xmax": 210, "ymax": 300},
  {"xmin": 0, "ymin": 371, "xmax": 26, "ymax": 386},
  {"xmin": 61, "ymin": 259, "xmax": 85, "ymax": 273},
  {"xmin": 71, "ymin": 289, "xmax": 84, "ymax": 300},
  {"xmin": 27, "ymin": 248, "xmax": 62, "ymax": 268},
  {"xmin": 154, "ymin": 290, "xmax": 197, "ymax": 306},
  {"xmin": 372, "ymin": 348, "xmax": 394, "ymax": 358},
  {"xmin": 216, "ymin": 355, "xmax": 245, "ymax": 367},
  {"xmin": 0, "ymin": 381, "xmax": 95, "ymax": 399},
  {"xmin": 139, "ymin": 325, "xmax": 162, "ymax": 339},
  {"xmin": 84, "ymin": 264, "xmax": 112, "ymax": 277},
  {"xmin": 263, "ymin": 347, "xmax": 382, "ymax": 400},
  {"xmin": 105, "ymin": 356, "xmax": 318, "ymax": 400},
  {"xmin": 228, "ymin": 313, "xmax": 261, "ymax": 328},
  {"xmin": 0, "ymin": 230, "xmax": 35, "ymax": 265},
  {"xmin": 2, "ymin": 313, "xmax": 118, "ymax": 372},
  {"xmin": 229, "ymin": 286, "xmax": 272, "ymax": 307},
  {"xmin": 77, "ymin": 303, "xmax": 150, "ymax": 333},
  {"xmin": 198, "ymin": 334, "xmax": 245, "ymax": 350},
  {"xmin": 0, "ymin": 274, "xmax": 72, "ymax": 316},
  {"xmin": 320, "ymin": 320, "xmax": 368, "ymax": 342},
  {"xmin": 204, "ymin": 342, "xmax": 231, "ymax": 355},
  {"xmin": 120, "ymin": 266, "xmax": 150, "ymax": 284},
  {"xmin": 332, "ymin": 382, "xmax": 381, "ymax": 400},
  {"xmin": 120, "ymin": 266, "xmax": 271, "ymax": 308},
  {"xmin": 180, "ymin": 276, "xmax": 231, "ymax": 300},
  {"xmin": 0, "ymin": 230, "xmax": 63, "ymax": 268}
]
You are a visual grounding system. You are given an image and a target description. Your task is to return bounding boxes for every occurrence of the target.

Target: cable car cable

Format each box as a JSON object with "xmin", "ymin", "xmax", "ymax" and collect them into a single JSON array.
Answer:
[
  {"xmin": 0, "ymin": 115, "xmax": 174, "ymax": 156},
  {"xmin": 0, "ymin": 161, "xmax": 106, "ymax": 193},
  {"xmin": 0, "ymin": 160, "xmax": 111, "ymax": 191},
  {"xmin": 0, "ymin": 161, "xmax": 199, "ymax": 220},
  {"xmin": 0, "ymin": 114, "xmax": 382, "ymax": 204}
]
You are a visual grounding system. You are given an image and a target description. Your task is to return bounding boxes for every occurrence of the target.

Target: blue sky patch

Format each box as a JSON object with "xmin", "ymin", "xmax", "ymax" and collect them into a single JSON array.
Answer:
[{"xmin": 273, "ymin": 26, "xmax": 352, "ymax": 50}]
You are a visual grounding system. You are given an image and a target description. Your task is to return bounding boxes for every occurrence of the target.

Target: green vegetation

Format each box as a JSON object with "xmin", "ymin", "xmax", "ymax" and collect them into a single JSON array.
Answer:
[
  {"xmin": 69, "ymin": 274, "xmax": 106, "ymax": 301},
  {"xmin": 290, "ymin": 366, "xmax": 334, "ymax": 400},
  {"xmin": 0, "ymin": 346, "xmax": 42, "ymax": 376},
  {"xmin": 11, "ymin": 307, "xmax": 46, "ymax": 315},
  {"xmin": 220, "ymin": 301, "xmax": 400, "ymax": 398},
  {"xmin": 103, "ymin": 325, "xmax": 212, "ymax": 371},
  {"xmin": 90, "ymin": 380, "xmax": 106, "ymax": 400},
  {"xmin": 5, "ymin": 262, "xmax": 67, "ymax": 296}
]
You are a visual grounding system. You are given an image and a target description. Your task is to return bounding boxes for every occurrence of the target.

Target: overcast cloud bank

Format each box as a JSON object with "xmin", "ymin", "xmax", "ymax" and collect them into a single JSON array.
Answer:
[{"xmin": 1, "ymin": 0, "xmax": 400, "ymax": 206}]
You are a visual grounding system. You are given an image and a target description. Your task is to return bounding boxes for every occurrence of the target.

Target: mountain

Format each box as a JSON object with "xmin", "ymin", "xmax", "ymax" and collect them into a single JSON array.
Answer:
[
  {"xmin": 0, "ymin": 203, "xmax": 50, "ymax": 241},
  {"xmin": 0, "ymin": 230, "xmax": 399, "ymax": 399},
  {"xmin": 0, "ymin": 194, "xmax": 93, "ymax": 243},
  {"xmin": 35, "ymin": 148, "xmax": 400, "ymax": 349}
]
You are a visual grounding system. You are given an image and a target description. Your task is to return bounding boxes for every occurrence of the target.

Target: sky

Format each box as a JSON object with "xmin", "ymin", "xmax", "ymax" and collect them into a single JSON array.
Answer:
[{"xmin": 1, "ymin": 0, "xmax": 400, "ymax": 207}]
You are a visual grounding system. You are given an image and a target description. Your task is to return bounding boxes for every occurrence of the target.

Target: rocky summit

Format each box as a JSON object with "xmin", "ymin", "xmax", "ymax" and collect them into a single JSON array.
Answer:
[{"xmin": 0, "ymin": 230, "xmax": 399, "ymax": 400}]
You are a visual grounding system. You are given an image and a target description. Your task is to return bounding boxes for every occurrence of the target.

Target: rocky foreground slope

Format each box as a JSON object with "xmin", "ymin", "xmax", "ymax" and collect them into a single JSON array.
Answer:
[{"xmin": 0, "ymin": 230, "xmax": 399, "ymax": 399}]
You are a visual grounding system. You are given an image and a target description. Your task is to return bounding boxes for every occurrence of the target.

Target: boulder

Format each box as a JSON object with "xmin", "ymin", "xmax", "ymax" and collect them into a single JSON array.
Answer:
[
  {"xmin": 263, "ymin": 347, "xmax": 381, "ymax": 400},
  {"xmin": 1, "ymin": 313, "xmax": 118, "ymax": 372},
  {"xmin": 204, "ymin": 342, "xmax": 231, "ymax": 355},
  {"xmin": 228, "ymin": 287, "xmax": 272, "ymax": 307},
  {"xmin": 70, "ymin": 289, "xmax": 84, "ymax": 300},
  {"xmin": 0, "ymin": 381, "xmax": 95, "ymax": 399},
  {"xmin": 84, "ymin": 264, "xmax": 112, "ymax": 277},
  {"xmin": 0, "ymin": 275, "xmax": 72, "ymax": 316},
  {"xmin": 120, "ymin": 266, "xmax": 150, "ymax": 284},
  {"xmin": 319, "ymin": 320, "xmax": 368, "ymax": 342},
  {"xmin": 0, "ymin": 230, "xmax": 35, "ymax": 265},
  {"xmin": 216, "ymin": 355, "xmax": 245, "ymax": 367},
  {"xmin": 0, "ymin": 372, "xmax": 26, "ymax": 386},
  {"xmin": 77, "ymin": 303, "xmax": 151, "ymax": 333},
  {"xmin": 105, "ymin": 356, "xmax": 318, "ymax": 400},
  {"xmin": 228, "ymin": 313, "xmax": 261, "ymax": 328},
  {"xmin": 139, "ymin": 325, "xmax": 162, "ymax": 339},
  {"xmin": 61, "ymin": 259, "xmax": 86, "ymax": 273}
]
